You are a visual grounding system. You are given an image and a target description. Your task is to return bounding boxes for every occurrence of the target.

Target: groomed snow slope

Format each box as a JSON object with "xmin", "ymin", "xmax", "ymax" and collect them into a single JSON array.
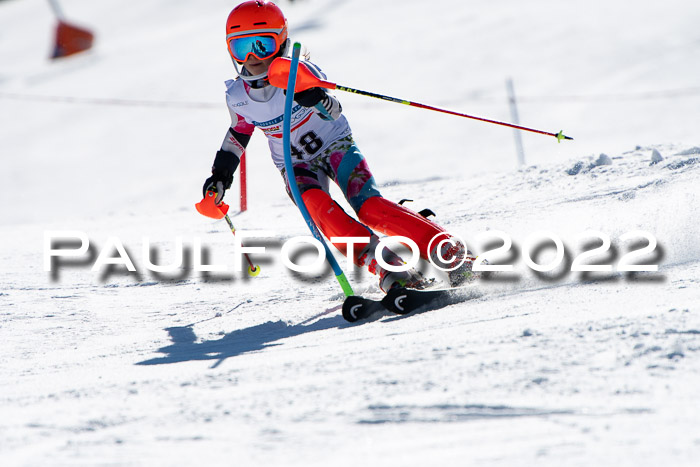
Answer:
[{"xmin": 1, "ymin": 0, "xmax": 699, "ymax": 465}]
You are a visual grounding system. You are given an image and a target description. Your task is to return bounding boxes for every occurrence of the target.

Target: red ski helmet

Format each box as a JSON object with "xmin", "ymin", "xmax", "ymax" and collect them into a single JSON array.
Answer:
[{"xmin": 226, "ymin": 1, "xmax": 289, "ymax": 79}]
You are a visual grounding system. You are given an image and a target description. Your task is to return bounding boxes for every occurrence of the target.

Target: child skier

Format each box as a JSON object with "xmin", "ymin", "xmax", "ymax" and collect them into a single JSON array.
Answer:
[{"xmin": 203, "ymin": 0, "xmax": 475, "ymax": 292}]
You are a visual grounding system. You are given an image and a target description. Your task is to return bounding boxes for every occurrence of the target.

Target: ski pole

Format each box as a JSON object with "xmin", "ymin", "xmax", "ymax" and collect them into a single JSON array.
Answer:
[
  {"xmin": 269, "ymin": 58, "xmax": 573, "ymax": 142},
  {"xmin": 47, "ymin": 0, "xmax": 65, "ymax": 19},
  {"xmin": 195, "ymin": 191, "xmax": 260, "ymax": 276},
  {"xmin": 222, "ymin": 213, "xmax": 260, "ymax": 276}
]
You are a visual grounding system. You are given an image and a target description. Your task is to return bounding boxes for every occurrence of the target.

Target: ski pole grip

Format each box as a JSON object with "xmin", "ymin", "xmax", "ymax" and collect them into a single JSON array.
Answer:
[{"xmin": 195, "ymin": 191, "xmax": 230, "ymax": 219}]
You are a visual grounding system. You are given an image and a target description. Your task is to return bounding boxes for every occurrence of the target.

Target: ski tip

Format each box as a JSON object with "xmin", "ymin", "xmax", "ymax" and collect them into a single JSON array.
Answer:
[
  {"xmin": 342, "ymin": 296, "xmax": 367, "ymax": 322},
  {"xmin": 342, "ymin": 295, "xmax": 386, "ymax": 322}
]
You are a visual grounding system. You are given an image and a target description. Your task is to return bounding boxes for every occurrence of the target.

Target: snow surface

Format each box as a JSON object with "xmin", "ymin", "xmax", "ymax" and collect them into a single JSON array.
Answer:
[{"xmin": 1, "ymin": 0, "xmax": 700, "ymax": 465}]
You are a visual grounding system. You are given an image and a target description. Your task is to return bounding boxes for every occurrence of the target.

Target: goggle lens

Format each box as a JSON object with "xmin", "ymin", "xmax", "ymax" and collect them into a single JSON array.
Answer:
[{"xmin": 229, "ymin": 35, "xmax": 278, "ymax": 62}]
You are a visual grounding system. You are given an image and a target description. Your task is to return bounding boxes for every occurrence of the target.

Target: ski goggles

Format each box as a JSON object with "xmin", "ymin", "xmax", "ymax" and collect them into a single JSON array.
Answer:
[{"xmin": 228, "ymin": 34, "xmax": 278, "ymax": 62}]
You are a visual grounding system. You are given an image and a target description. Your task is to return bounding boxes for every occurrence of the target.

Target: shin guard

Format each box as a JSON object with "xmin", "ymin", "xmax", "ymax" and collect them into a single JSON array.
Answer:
[
  {"xmin": 357, "ymin": 196, "xmax": 451, "ymax": 261},
  {"xmin": 301, "ymin": 189, "xmax": 373, "ymax": 264}
]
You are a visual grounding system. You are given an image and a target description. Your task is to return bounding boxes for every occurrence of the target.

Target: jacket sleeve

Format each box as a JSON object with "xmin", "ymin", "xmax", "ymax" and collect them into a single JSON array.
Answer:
[
  {"xmin": 221, "ymin": 111, "xmax": 255, "ymax": 157},
  {"xmin": 302, "ymin": 61, "xmax": 343, "ymax": 121},
  {"xmin": 313, "ymin": 91, "xmax": 343, "ymax": 121},
  {"xmin": 214, "ymin": 111, "xmax": 256, "ymax": 175}
]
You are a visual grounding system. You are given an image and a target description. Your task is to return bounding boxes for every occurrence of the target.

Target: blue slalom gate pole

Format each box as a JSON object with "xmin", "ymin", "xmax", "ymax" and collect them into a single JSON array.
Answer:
[{"xmin": 282, "ymin": 42, "xmax": 354, "ymax": 297}]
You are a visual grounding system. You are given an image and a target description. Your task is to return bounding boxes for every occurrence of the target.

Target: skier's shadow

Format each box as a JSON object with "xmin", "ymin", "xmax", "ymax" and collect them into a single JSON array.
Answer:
[{"xmin": 137, "ymin": 313, "xmax": 349, "ymax": 368}]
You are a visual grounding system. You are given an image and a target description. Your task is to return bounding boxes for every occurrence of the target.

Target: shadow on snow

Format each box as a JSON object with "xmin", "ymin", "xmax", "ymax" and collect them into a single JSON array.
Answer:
[
  {"xmin": 136, "ymin": 313, "xmax": 350, "ymax": 368},
  {"xmin": 136, "ymin": 287, "xmax": 486, "ymax": 368}
]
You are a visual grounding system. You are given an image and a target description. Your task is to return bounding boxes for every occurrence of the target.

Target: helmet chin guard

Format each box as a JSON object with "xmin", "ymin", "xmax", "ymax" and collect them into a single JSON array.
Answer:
[{"xmin": 233, "ymin": 60, "xmax": 267, "ymax": 83}]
